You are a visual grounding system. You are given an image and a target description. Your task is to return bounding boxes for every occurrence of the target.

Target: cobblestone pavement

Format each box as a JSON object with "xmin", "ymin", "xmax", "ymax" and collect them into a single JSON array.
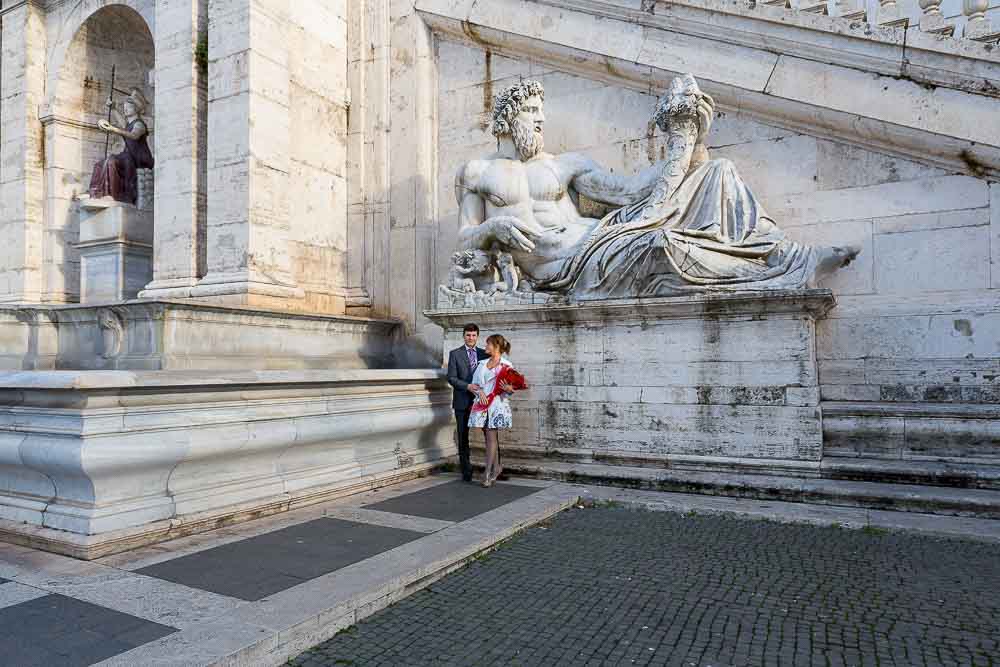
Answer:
[{"xmin": 289, "ymin": 507, "xmax": 1000, "ymax": 667}]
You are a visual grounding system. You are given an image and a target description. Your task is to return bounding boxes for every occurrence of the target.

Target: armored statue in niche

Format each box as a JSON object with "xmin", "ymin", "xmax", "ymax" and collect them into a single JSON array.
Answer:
[
  {"xmin": 439, "ymin": 74, "xmax": 859, "ymax": 307},
  {"xmin": 87, "ymin": 89, "xmax": 155, "ymax": 206}
]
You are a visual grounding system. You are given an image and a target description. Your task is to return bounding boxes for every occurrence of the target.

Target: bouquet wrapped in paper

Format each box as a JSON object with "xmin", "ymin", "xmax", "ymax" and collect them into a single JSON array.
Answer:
[{"xmin": 471, "ymin": 366, "xmax": 528, "ymax": 414}]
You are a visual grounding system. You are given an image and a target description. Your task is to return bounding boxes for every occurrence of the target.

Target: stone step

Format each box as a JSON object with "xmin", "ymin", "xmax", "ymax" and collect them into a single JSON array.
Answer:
[
  {"xmin": 821, "ymin": 457, "xmax": 1000, "ymax": 490},
  {"xmin": 487, "ymin": 458, "xmax": 1000, "ymax": 518}
]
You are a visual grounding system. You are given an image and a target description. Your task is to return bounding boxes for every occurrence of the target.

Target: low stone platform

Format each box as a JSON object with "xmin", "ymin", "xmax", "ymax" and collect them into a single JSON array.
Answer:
[
  {"xmin": 427, "ymin": 289, "xmax": 835, "ymax": 466},
  {"xmin": 0, "ymin": 369, "xmax": 454, "ymax": 559},
  {"xmin": 485, "ymin": 455, "xmax": 1000, "ymax": 518},
  {"xmin": 0, "ymin": 475, "xmax": 577, "ymax": 667}
]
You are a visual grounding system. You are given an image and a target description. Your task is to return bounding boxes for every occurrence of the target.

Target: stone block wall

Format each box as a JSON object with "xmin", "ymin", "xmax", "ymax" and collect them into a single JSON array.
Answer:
[
  {"xmin": 0, "ymin": 0, "xmax": 46, "ymax": 304},
  {"xmin": 286, "ymin": 0, "xmax": 350, "ymax": 311},
  {"xmin": 433, "ymin": 294, "xmax": 830, "ymax": 467},
  {"xmin": 427, "ymin": 37, "xmax": 999, "ymax": 461}
]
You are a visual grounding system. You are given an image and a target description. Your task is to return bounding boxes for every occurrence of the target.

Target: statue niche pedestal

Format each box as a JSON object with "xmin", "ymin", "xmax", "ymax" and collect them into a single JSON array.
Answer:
[
  {"xmin": 74, "ymin": 198, "xmax": 153, "ymax": 303},
  {"xmin": 426, "ymin": 289, "xmax": 836, "ymax": 474}
]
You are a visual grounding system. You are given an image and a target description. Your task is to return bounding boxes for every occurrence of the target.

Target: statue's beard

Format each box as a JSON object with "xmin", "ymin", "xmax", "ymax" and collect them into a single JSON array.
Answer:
[{"xmin": 511, "ymin": 121, "xmax": 544, "ymax": 160}]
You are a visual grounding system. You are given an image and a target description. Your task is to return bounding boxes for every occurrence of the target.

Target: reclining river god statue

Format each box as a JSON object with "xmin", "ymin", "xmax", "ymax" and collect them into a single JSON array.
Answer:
[{"xmin": 438, "ymin": 74, "xmax": 859, "ymax": 307}]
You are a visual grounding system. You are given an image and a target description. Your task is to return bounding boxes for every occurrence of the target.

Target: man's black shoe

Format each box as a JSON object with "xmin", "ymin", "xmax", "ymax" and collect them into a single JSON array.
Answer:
[{"xmin": 496, "ymin": 473, "xmax": 510, "ymax": 481}]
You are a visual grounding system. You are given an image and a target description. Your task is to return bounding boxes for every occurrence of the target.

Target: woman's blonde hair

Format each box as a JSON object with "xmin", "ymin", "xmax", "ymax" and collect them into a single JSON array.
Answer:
[{"xmin": 485, "ymin": 334, "xmax": 511, "ymax": 356}]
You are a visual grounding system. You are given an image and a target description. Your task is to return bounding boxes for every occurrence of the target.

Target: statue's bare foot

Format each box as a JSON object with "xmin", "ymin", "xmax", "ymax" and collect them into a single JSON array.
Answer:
[{"xmin": 812, "ymin": 244, "xmax": 862, "ymax": 285}]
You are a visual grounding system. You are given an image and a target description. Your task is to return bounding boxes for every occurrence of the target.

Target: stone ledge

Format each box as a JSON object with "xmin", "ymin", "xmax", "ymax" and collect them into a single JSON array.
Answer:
[
  {"xmin": 821, "ymin": 457, "xmax": 1000, "ymax": 490},
  {"xmin": 823, "ymin": 400, "xmax": 1000, "ymax": 419},
  {"xmin": 0, "ymin": 372, "xmax": 455, "ymax": 552},
  {"xmin": 426, "ymin": 288, "xmax": 837, "ymax": 326},
  {"xmin": 0, "ymin": 301, "xmax": 405, "ymax": 371},
  {"xmin": 492, "ymin": 457, "xmax": 1000, "ymax": 517},
  {"xmin": 0, "ymin": 368, "xmax": 446, "ymax": 392}
]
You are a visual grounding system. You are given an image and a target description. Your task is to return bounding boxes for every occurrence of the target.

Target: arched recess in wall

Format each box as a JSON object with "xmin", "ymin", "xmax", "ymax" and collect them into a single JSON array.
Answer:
[{"xmin": 41, "ymin": 4, "xmax": 155, "ymax": 302}]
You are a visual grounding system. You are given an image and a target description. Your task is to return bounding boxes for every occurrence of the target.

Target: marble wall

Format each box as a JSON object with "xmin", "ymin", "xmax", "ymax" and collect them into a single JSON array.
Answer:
[
  {"xmin": 0, "ymin": 0, "xmax": 46, "ymax": 304},
  {"xmin": 430, "ymin": 40, "xmax": 998, "ymax": 418}
]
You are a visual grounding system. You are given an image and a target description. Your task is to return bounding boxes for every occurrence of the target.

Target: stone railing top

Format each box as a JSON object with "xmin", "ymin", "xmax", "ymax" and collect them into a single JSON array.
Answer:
[
  {"xmin": 549, "ymin": 0, "xmax": 1000, "ymax": 56},
  {"xmin": 425, "ymin": 289, "xmax": 837, "ymax": 325},
  {"xmin": 0, "ymin": 369, "xmax": 447, "ymax": 392},
  {"xmin": 0, "ymin": 300, "xmax": 401, "ymax": 328}
]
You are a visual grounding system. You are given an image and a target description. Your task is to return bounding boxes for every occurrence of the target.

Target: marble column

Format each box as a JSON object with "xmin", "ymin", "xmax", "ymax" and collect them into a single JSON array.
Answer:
[
  {"xmin": 139, "ymin": 0, "xmax": 210, "ymax": 299},
  {"xmin": 0, "ymin": 0, "xmax": 46, "ymax": 304},
  {"xmin": 189, "ymin": 0, "xmax": 303, "ymax": 306}
]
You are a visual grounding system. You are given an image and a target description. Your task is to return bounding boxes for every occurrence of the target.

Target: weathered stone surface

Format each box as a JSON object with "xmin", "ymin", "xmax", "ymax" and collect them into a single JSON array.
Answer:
[
  {"xmin": 0, "ymin": 302, "xmax": 403, "ymax": 372},
  {"xmin": 0, "ymin": 369, "xmax": 453, "ymax": 551},
  {"xmin": 428, "ymin": 290, "xmax": 833, "ymax": 464}
]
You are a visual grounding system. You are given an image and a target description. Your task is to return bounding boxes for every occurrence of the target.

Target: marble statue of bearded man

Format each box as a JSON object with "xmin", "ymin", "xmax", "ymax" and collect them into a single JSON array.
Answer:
[{"xmin": 453, "ymin": 75, "xmax": 858, "ymax": 300}]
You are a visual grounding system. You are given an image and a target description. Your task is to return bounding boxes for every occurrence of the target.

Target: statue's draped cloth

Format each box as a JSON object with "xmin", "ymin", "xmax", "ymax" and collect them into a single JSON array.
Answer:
[{"xmin": 536, "ymin": 159, "xmax": 818, "ymax": 299}]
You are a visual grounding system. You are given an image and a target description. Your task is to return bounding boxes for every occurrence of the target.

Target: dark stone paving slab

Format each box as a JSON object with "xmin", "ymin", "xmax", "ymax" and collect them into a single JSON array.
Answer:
[
  {"xmin": 363, "ymin": 479, "xmax": 542, "ymax": 522},
  {"xmin": 137, "ymin": 518, "xmax": 425, "ymax": 601},
  {"xmin": 292, "ymin": 508, "xmax": 1000, "ymax": 667},
  {"xmin": 0, "ymin": 594, "xmax": 176, "ymax": 667}
]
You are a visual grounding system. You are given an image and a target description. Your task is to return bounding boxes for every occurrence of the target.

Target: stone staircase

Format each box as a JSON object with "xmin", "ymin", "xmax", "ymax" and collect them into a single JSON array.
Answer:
[{"xmin": 474, "ymin": 449, "xmax": 1000, "ymax": 519}]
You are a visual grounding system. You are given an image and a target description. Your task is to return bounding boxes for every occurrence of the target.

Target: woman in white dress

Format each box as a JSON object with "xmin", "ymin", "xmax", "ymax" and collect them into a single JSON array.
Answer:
[{"xmin": 468, "ymin": 334, "xmax": 515, "ymax": 487}]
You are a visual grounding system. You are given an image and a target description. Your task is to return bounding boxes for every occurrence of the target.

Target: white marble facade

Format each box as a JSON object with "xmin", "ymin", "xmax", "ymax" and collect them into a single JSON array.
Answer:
[{"xmin": 1, "ymin": 0, "xmax": 999, "ymax": 549}]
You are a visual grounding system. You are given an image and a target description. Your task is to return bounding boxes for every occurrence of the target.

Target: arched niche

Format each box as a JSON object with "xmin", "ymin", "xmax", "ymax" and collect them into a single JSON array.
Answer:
[{"xmin": 41, "ymin": 3, "xmax": 155, "ymax": 302}]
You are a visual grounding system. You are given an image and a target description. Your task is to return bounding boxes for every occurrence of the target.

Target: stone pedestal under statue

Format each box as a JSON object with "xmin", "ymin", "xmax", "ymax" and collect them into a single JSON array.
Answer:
[
  {"xmin": 75, "ymin": 197, "xmax": 153, "ymax": 303},
  {"xmin": 427, "ymin": 289, "xmax": 835, "ymax": 472}
]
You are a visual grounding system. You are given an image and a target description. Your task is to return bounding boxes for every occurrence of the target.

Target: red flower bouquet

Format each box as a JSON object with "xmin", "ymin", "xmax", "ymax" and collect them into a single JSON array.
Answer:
[{"xmin": 471, "ymin": 366, "xmax": 528, "ymax": 414}]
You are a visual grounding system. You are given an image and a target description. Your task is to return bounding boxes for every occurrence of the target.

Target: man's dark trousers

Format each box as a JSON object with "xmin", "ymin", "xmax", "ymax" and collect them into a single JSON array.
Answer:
[{"xmin": 447, "ymin": 344, "xmax": 487, "ymax": 481}]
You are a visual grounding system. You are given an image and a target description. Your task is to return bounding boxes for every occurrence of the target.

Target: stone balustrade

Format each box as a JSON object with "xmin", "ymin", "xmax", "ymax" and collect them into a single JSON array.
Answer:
[{"xmin": 755, "ymin": 0, "xmax": 1000, "ymax": 42}]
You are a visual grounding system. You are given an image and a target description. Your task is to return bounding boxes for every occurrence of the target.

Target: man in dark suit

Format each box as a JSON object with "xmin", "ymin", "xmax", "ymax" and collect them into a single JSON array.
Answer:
[{"xmin": 447, "ymin": 323, "xmax": 489, "ymax": 482}]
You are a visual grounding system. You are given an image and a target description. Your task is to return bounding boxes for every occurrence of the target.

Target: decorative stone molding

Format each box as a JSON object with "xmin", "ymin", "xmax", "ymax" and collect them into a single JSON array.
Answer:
[
  {"xmin": 0, "ymin": 369, "xmax": 453, "ymax": 559},
  {"xmin": 416, "ymin": 0, "xmax": 1000, "ymax": 178},
  {"xmin": 0, "ymin": 301, "xmax": 403, "ymax": 371},
  {"xmin": 97, "ymin": 308, "xmax": 125, "ymax": 359}
]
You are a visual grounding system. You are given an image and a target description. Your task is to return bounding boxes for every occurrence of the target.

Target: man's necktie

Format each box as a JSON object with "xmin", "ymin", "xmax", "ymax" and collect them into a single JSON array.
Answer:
[{"xmin": 467, "ymin": 347, "xmax": 476, "ymax": 370}]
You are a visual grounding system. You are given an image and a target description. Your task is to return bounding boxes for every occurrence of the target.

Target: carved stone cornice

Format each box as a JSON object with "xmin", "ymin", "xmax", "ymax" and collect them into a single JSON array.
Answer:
[
  {"xmin": 416, "ymin": 0, "xmax": 1000, "ymax": 179},
  {"xmin": 0, "ymin": 0, "xmax": 42, "ymax": 18}
]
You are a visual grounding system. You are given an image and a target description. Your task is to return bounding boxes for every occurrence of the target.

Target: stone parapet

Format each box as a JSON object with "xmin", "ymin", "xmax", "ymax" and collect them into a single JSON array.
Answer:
[
  {"xmin": 0, "ymin": 301, "xmax": 403, "ymax": 371},
  {"xmin": 427, "ymin": 289, "xmax": 834, "ymax": 464},
  {"xmin": 0, "ymin": 369, "xmax": 453, "ymax": 559}
]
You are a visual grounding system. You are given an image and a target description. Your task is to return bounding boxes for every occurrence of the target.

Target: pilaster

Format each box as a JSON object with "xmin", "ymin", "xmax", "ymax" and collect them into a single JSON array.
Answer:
[
  {"xmin": 0, "ymin": 0, "xmax": 46, "ymax": 303},
  {"xmin": 139, "ymin": 0, "xmax": 210, "ymax": 298},
  {"xmin": 190, "ymin": 0, "xmax": 304, "ymax": 307}
]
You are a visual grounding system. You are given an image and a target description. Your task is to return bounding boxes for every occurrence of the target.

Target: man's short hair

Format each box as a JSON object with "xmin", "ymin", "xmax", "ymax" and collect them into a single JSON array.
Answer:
[
  {"xmin": 491, "ymin": 79, "xmax": 545, "ymax": 139},
  {"xmin": 463, "ymin": 323, "xmax": 480, "ymax": 334}
]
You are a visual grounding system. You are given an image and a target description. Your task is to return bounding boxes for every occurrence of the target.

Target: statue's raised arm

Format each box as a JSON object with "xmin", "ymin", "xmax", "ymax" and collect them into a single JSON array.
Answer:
[{"xmin": 568, "ymin": 76, "xmax": 715, "ymax": 208}]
